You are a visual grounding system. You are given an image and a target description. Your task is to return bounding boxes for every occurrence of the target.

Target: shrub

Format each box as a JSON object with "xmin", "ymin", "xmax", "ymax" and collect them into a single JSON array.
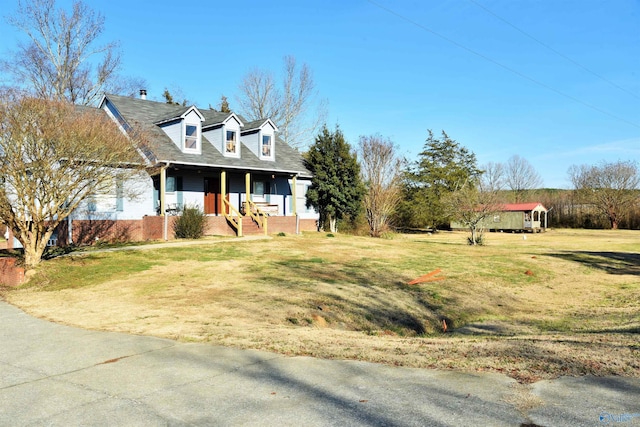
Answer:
[
  {"xmin": 467, "ymin": 233, "xmax": 485, "ymax": 246},
  {"xmin": 174, "ymin": 205, "xmax": 206, "ymax": 239}
]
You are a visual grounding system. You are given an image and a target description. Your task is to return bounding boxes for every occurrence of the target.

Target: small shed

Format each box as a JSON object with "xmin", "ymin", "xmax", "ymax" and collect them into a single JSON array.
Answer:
[
  {"xmin": 488, "ymin": 202, "xmax": 548, "ymax": 232},
  {"xmin": 451, "ymin": 202, "xmax": 548, "ymax": 233}
]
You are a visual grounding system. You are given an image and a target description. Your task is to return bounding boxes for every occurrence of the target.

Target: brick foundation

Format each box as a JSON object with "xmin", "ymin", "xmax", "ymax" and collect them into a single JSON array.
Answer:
[
  {"xmin": 53, "ymin": 215, "xmax": 317, "ymax": 246},
  {"xmin": 299, "ymin": 218, "xmax": 319, "ymax": 232},
  {"xmin": 0, "ymin": 258, "xmax": 25, "ymax": 287}
]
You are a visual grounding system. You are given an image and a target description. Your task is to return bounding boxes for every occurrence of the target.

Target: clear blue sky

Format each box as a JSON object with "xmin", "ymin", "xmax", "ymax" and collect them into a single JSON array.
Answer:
[{"xmin": 1, "ymin": 0, "xmax": 638, "ymax": 188}]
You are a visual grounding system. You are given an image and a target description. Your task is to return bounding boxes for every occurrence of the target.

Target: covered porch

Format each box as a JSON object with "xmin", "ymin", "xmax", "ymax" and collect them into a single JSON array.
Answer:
[{"xmin": 155, "ymin": 165, "xmax": 308, "ymax": 237}]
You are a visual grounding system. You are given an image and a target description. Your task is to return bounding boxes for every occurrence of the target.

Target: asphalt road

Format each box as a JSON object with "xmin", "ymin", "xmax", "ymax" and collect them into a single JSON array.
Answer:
[{"xmin": 0, "ymin": 301, "xmax": 638, "ymax": 426}]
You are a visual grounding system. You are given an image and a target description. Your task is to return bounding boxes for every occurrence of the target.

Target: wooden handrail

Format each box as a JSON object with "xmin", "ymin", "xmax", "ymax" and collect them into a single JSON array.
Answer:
[
  {"xmin": 244, "ymin": 200, "xmax": 268, "ymax": 235},
  {"xmin": 222, "ymin": 198, "xmax": 243, "ymax": 237}
]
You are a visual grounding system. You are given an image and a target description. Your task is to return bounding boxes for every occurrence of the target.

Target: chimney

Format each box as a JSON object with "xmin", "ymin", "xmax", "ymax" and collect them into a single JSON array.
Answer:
[{"xmin": 139, "ymin": 89, "xmax": 147, "ymax": 100}]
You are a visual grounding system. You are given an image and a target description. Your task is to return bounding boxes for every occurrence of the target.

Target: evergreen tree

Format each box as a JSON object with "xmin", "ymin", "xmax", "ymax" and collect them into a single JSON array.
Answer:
[
  {"xmin": 162, "ymin": 89, "xmax": 175, "ymax": 104},
  {"xmin": 305, "ymin": 125, "xmax": 364, "ymax": 232},
  {"xmin": 220, "ymin": 95, "xmax": 231, "ymax": 113},
  {"xmin": 400, "ymin": 130, "xmax": 482, "ymax": 229}
]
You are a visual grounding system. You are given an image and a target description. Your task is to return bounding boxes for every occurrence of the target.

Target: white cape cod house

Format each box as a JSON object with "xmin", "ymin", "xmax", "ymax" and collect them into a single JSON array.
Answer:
[{"xmin": 55, "ymin": 92, "xmax": 318, "ymax": 245}]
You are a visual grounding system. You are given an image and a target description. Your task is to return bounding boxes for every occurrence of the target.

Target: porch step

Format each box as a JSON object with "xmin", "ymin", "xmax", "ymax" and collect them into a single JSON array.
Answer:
[{"xmin": 241, "ymin": 218, "xmax": 264, "ymax": 236}]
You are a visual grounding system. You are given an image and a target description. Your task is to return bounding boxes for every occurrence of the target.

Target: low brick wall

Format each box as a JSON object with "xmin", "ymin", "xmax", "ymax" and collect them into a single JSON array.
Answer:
[
  {"xmin": 64, "ymin": 220, "xmax": 145, "ymax": 245},
  {"xmin": 0, "ymin": 258, "xmax": 25, "ymax": 287},
  {"xmin": 265, "ymin": 216, "xmax": 296, "ymax": 234},
  {"xmin": 142, "ymin": 216, "xmax": 177, "ymax": 240},
  {"xmin": 299, "ymin": 218, "xmax": 318, "ymax": 232},
  {"xmin": 204, "ymin": 216, "xmax": 238, "ymax": 237},
  {"xmin": 48, "ymin": 215, "xmax": 318, "ymax": 246}
]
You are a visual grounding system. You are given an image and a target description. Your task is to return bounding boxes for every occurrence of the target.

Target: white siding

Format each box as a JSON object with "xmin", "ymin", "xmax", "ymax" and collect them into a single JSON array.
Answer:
[
  {"xmin": 242, "ymin": 122, "xmax": 277, "ymax": 161},
  {"xmin": 160, "ymin": 121, "xmax": 182, "ymax": 150},
  {"xmin": 120, "ymin": 172, "xmax": 156, "ymax": 219},
  {"xmin": 72, "ymin": 171, "xmax": 155, "ymax": 220},
  {"xmin": 223, "ymin": 118, "xmax": 242, "ymax": 158},
  {"xmin": 243, "ymin": 132, "xmax": 259, "ymax": 157},
  {"xmin": 203, "ymin": 127, "xmax": 223, "ymax": 152},
  {"xmin": 259, "ymin": 123, "xmax": 276, "ymax": 161},
  {"xmin": 183, "ymin": 110, "xmax": 201, "ymax": 124},
  {"xmin": 293, "ymin": 178, "xmax": 318, "ymax": 219},
  {"xmin": 183, "ymin": 110, "xmax": 202, "ymax": 154}
]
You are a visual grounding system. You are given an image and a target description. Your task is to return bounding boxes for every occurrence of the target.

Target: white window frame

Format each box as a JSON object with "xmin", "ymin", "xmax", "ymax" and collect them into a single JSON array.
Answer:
[
  {"xmin": 183, "ymin": 122, "xmax": 200, "ymax": 152},
  {"xmin": 261, "ymin": 134, "xmax": 273, "ymax": 159},
  {"xmin": 225, "ymin": 128, "xmax": 239, "ymax": 156}
]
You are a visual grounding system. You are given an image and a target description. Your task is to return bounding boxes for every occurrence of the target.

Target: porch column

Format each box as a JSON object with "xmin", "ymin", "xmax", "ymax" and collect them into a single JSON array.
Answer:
[
  {"xmin": 161, "ymin": 164, "xmax": 168, "ymax": 241},
  {"xmin": 220, "ymin": 170, "xmax": 226, "ymax": 214},
  {"xmin": 291, "ymin": 175, "xmax": 297, "ymax": 216},
  {"xmin": 245, "ymin": 172, "xmax": 251, "ymax": 215},
  {"xmin": 160, "ymin": 166, "xmax": 167, "ymax": 217}
]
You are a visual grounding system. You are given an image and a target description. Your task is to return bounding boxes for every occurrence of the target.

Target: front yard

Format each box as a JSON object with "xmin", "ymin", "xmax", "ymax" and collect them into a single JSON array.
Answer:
[{"xmin": 3, "ymin": 229, "xmax": 639, "ymax": 383}]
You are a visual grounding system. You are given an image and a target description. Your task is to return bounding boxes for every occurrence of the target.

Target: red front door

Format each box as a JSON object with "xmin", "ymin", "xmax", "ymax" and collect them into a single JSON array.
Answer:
[{"xmin": 204, "ymin": 178, "xmax": 221, "ymax": 215}]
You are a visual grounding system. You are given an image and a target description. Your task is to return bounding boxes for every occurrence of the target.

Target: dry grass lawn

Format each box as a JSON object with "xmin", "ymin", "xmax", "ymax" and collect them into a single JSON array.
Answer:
[{"xmin": 3, "ymin": 229, "xmax": 639, "ymax": 383}]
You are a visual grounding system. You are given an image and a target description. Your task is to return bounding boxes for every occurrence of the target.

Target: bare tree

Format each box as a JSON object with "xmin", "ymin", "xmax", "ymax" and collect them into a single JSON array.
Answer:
[
  {"xmin": 568, "ymin": 160, "xmax": 640, "ymax": 229},
  {"xmin": 445, "ymin": 179, "xmax": 501, "ymax": 245},
  {"xmin": 358, "ymin": 135, "xmax": 402, "ymax": 237},
  {"xmin": 236, "ymin": 68, "xmax": 279, "ymax": 120},
  {"xmin": 481, "ymin": 161, "xmax": 505, "ymax": 192},
  {"xmin": 505, "ymin": 155, "xmax": 543, "ymax": 202},
  {"xmin": 236, "ymin": 55, "xmax": 326, "ymax": 149},
  {"xmin": 0, "ymin": 94, "xmax": 148, "ymax": 268},
  {"xmin": 2, "ymin": 0, "xmax": 137, "ymax": 105}
]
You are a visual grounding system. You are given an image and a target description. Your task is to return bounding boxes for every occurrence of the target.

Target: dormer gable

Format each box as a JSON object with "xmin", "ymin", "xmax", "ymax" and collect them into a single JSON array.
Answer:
[
  {"xmin": 202, "ymin": 112, "xmax": 244, "ymax": 158},
  {"xmin": 154, "ymin": 106, "xmax": 205, "ymax": 154},
  {"xmin": 241, "ymin": 119, "xmax": 278, "ymax": 161}
]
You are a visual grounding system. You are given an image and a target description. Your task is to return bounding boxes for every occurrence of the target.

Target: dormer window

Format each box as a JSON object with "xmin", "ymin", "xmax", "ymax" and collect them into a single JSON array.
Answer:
[
  {"xmin": 185, "ymin": 124, "xmax": 199, "ymax": 150},
  {"xmin": 226, "ymin": 130, "xmax": 237, "ymax": 154},
  {"xmin": 261, "ymin": 135, "xmax": 272, "ymax": 158}
]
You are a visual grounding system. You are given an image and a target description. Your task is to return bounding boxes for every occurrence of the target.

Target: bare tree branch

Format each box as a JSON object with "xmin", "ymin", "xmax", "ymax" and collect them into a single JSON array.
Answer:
[
  {"xmin": 481, "ymin": 161, "xmax": 505, "ymax": 192},
  {"xmin": 236, "ymin": 55, "xmax": 326, "ymax": 149},
  {"xmin": 505, "ymin": 155, "xmax": 543, "ymax": 202},
  {"xmin": 0, "ymin": 94, "xmax": 148, "ymax": 267},
  {"xmin": 568, "ymin": 160, "xmax": 640, "ymax": 229},
  {"xmin": 2, "ymin": 0, "xmax": 133, "ymax": 106},
  {"xmin": 358, "ymin": 135, "xmax": 402, "ymax": 237},
  {"xmin": 445, "ymin": 180, "xmax": 502, "ymax": 245}
]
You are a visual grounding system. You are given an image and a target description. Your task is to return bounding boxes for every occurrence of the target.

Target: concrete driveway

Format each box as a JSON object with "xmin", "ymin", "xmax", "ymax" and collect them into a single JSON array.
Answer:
[{"xmin": 0, "ymin": 301, "xmax": 638, "ymax": 426}]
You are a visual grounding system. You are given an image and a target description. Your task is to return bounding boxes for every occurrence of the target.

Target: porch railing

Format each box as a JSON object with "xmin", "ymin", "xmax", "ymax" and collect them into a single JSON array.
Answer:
[
  {"xmin": 244, "ymin": 200, "xmax": 268, "ymax": 235},
  {"xmin": 222, "ymin": 198, "xmax": 243, "ymax": 237}
]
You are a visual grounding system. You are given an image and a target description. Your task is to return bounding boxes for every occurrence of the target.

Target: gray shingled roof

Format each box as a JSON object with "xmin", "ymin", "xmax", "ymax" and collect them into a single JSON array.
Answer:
[
  {"xmin": 201, "ymin": 109, "xmax": 235, "ymax": 127},
  {"xmin": 152, "ymin": 106, "xmax": 196, "ymax": 125},
  {"xmin": 103, "ymin": 94, "xmax": 311, "ymax": 177},
  {"xmin": 242, "ymin": 119, "xmax": 268, "ymax": 132}
]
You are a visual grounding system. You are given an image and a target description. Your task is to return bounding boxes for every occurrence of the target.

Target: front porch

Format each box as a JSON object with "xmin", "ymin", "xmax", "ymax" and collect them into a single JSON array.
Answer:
[{"xmin": 155, "ymin": 166, "xmax": 314, "ymax": 237}]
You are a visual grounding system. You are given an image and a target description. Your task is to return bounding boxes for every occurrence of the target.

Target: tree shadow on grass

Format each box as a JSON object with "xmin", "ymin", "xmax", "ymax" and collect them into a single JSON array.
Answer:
[
  {"xmin": 270, "ymin": 257, "xmax": 444, "ymax": 335},
  {"xmin": 268, "ymin": 256, "xmax": 519, "ymax": 336},
  {"xmin": 548, "ymin": 251, "xmax": 640, "ymax": 276}
]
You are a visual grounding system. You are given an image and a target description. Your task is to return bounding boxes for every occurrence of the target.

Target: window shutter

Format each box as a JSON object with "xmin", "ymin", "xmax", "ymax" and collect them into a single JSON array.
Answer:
[
  {"xmin": 176, "ymin": 177, "xmax": 184, "ymax": 209},
  {"xmin": 116, "ymin": 176, "xmax": 124, "ymax": 212}
]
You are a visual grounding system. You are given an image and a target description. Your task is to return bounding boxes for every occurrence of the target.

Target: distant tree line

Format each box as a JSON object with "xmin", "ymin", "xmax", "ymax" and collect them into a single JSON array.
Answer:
[{"xmin": 305, "ymin": 127, "xmax": 640, "ymax": 236}]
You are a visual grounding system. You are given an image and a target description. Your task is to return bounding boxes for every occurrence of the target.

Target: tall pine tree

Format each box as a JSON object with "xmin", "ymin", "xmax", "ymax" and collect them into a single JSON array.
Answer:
[
  {"xmin": 305, "ymin": 125, "xmax": 364, "ymax": 232},
  {"xmin": 400, "ymin": 130, "xmax": 482, "ymax": 229}
]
